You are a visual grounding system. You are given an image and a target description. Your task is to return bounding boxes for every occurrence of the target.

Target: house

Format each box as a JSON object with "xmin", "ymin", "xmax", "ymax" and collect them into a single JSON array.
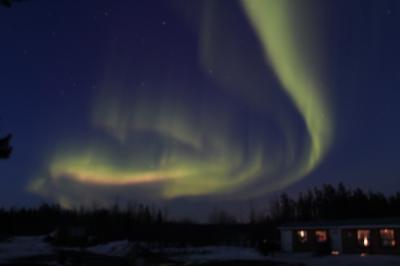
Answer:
[{"xmin": 279, "ymin": 218, "xmax": 400, "ymax": 255}]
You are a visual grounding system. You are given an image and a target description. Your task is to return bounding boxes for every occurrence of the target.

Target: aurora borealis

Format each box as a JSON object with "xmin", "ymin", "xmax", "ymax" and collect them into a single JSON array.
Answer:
[
  {"xmin": 1, "ymin": 0, "xmax": 400, "ymax": 218},
  {"xmin": 28, "ymin": 0, "xmax": 332, "ymax": 204}
]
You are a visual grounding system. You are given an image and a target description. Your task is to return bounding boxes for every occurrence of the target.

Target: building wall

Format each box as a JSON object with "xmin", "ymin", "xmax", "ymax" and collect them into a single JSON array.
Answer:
[
  {"xmin": 281, "ymin": 230, "xmax": 293, "ymax": 252},
  {"xmin": 291, "ymin": 229, "xmax": 331, "ymax": 254},
  {"xmin": 282, "ymin": 226, "xmax": 400, "ymax": 255},
  {"xmin": 329, "ymin": 228, "xmax": 343, "ymax": 253},
  {"xmin": 341, "ymin": 228, "xmax": 400, "ymax": 255}
]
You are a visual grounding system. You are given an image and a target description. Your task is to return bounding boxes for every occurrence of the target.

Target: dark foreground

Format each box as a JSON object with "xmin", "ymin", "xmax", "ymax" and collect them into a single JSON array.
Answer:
[{"xmin": 1, "ymin": 250, "xmax": 298, "ymax": 266}]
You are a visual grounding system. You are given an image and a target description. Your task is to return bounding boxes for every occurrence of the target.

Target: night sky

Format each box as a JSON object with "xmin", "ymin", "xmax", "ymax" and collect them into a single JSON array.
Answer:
[{"xmin": 1, "ymin": 0, "xmax": 400, "ymax": 220}]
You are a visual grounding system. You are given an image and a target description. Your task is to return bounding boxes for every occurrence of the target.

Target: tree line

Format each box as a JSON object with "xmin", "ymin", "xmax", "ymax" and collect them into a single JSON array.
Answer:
[
  {"xmin": 0, "ymin": 203, "xmax": 265, "ymax": 246},
  {"xmin": 266, "ymin": 183, "xmax": 400, "ymax": 223},
  {"xmin": 0, "ymin": 203, "xmax": 165, "ymax": 238},
  {"xmin": 2, "ymin": 183, "xmax": 400, "ymax": 231},
  {"xmin": 1, "ymin": 183, "xmax": 400, "ymax": 245}
]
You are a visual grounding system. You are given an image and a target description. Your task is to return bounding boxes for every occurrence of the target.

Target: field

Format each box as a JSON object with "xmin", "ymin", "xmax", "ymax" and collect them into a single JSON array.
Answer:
[{"xmin": 2, "ymin": 236, "xmax": 400, "ymax": 266}]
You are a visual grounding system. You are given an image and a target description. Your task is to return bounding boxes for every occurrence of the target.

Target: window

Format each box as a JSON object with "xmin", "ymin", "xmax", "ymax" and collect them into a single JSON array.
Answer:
[
  {"xmin": 315, "ymin": 230, "xmax": 328, "ymax": 243},
  {"xmin": 297, "ymin": 230, "xmax": 308, "ymax": 243},
  {"xmin": 357, "ymin": 230, "xmax": 370, "ymax": 247},
  {"xmin": 380, "ymin": 229, "xmax": 395, "ymax": 247}
]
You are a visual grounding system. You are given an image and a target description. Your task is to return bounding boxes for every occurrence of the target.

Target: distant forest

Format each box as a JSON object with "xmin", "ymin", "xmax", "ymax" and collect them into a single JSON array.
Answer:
[
  {"xmin": 1, "ymin": 183, "xmax": 400, "ymax": 244},
  {"xmin": 266, "ymin": 183, "xmax": 400, "ymax": 223}
]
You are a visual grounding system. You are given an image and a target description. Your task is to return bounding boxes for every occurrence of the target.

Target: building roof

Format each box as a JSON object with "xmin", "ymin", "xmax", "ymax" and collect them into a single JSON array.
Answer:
[{"xmin": 278, "ymin": 218, "xmax": 400, "ymax": 230}]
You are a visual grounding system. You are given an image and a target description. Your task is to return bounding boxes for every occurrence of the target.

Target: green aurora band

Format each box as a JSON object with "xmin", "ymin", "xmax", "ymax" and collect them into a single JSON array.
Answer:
[
  {"xmin": 240, "ymin": 0, "xmax": 332, "ymax": 188},
  {"xmin": 29, "ymin": 1, "xmax": 332, "ymax": 207}
]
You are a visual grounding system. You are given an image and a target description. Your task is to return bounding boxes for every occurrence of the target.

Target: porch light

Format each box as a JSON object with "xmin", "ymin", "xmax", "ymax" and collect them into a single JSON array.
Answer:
[{"xmin": 363, "ymin": 236, "xmax": 369, "ymax": 247}]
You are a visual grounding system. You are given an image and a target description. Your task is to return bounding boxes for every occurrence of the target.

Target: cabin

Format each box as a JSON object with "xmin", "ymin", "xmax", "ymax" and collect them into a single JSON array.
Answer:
[{"xmin": 279, "ymin": 219, "xmax": 400, "ymax": 255}]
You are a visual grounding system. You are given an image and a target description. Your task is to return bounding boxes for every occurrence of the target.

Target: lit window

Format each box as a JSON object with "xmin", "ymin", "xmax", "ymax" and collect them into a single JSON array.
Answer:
[
  {"xmin": 315, "ymin": 230, "xmax": 328, "ymax": 243},
  {"xmin": 297, "ymin": 230, "xmax": 308, "ymax": 243},
  {"xmin": 380, "ymin": 229, "xmax": 396, "ymax": 247},
  {"xmin": 357, "ymin": 230, "xmax": 370, "ymax": 247}
]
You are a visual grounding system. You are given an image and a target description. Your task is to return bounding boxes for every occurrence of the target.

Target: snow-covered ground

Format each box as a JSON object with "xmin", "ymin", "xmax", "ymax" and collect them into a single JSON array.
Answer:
[
  {"xmin": 269, "ymin": 253, "xmax": 400, "ymax": 266},
  {"xmin": 2, "ymin": 237, "xmax": 400, "ymax": 266},
  {"xmin": 86, "ymin": 239, "xmax": 132, "ymax": 257},
  {"xmin": 152, "ymin": 245, "xmax": 400, "ymax": 266},
  {"xmin": 159, "ymin": 245, "xmax": 267, "ymax": 263},
  {"xmin": 0, "ymin": 236, "xmax": 53, "ymax": 263}
]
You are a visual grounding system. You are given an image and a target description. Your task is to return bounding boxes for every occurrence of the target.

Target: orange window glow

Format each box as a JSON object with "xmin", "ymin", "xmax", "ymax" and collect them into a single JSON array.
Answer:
[
  {"xmin": 315, "ymin": 230, "xmax": 328, "ymax": 242},
  {"xmin": 297, "ymin": 230, "xmax": 308, "ymax": 243},
  {"xmin": 380, "ymin": 229, "xmax": 396, "ymax": 247},
  {"xmin": 357, "ymin": 230, "xmax": 370, "ymax": 247}
]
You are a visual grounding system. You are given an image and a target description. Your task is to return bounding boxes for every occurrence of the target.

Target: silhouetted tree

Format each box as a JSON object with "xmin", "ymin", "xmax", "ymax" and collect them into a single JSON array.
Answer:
[
  {"xmin": 0, "ymin": 134, "xmax": 12, "ymax": 159},
  {"xmin": 268, "ymin": 183, "xmax": 400, "ymax": 223},
  {"xmin": 0, "ymin": 0, "xmax": 12, "ymax": 7},
  {"xmin": 208, "ymin": 209, "xmax": 237, "ymax": 225},
  {"xmin": 0, "ymin": 0, "xmax": 27, "ymax": 8}
]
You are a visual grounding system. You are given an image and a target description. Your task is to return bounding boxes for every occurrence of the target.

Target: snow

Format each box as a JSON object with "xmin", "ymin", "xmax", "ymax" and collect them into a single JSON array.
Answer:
[
  {"xmin": 2, "ymin": 236, "xmax": 400, "ymax": 266},
  {"xmin": 307, "ymin": 255, "xmax": 400, "ymax": 266},
  {"xmin": 268, "ymin": 253, "xmax": 400, "ymax": 266},
  {"xmin": 85, "ymin": 242, "xmax": 400, "ymax": 266},
  {"xmin": 86, "ymin": 240, "xmax": 132, "ymax": 257},
  {"xmin": 0, "ymin": 236, "xmax": 53, "ymax": 262},
  {"xmin": 153, "ymin": 246, "xmax": 400, "ymax": 266},
  {"xmin": 156, "ymin": 245, "xmax": 267, "ymax": 263}
]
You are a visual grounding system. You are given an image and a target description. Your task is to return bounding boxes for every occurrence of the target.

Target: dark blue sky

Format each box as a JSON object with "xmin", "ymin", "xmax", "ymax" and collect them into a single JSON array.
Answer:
[{"xmin": 1, "ymin": 0, "xmax": 400, "ymax": 220}]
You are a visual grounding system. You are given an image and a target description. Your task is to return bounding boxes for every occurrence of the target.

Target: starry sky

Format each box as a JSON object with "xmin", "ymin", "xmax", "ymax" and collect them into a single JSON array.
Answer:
[{"xmin": 1, "ymin": 0, "xmax": 400, "ymax": 220}]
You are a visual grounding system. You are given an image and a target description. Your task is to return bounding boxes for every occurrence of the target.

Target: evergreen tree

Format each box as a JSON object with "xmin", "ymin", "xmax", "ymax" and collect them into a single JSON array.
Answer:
[{"xmin": 0, "ymin": 134, "xmax": 12, "ymax": 159}]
